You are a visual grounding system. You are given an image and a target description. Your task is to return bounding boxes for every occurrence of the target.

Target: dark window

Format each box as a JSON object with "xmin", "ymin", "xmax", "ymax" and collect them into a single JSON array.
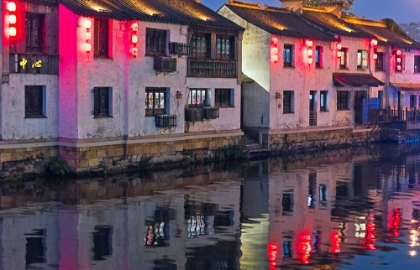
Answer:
[
  {"xmin": 375, "ymin": 52, "xmax": 384, "ymax": 71},
  {"xmin": 410, "ymin": 95, "xmax": 417, "ymax": 109},
  {"xmin": 146, "ymin": 28, "xmax": 167, "ymax": 56},
  {"xmin": 320, "ymin": 91, "xmax": 328, "ymax": 112},
  {"xmin": 339, "ymin": 48, "xmax": 347, "ymax": 69},
  {"xmin": 308, "ymin": 173, "xmax": 316, "ymax": 208},
  {"xmin": 188, "ymin": 89, "xmax": 207, "ymax": 107},
  {"xmin": 315, "ymin": 46, "xmax": 322, "ymax": 68},
  {"xmin": 319, "ymin": 184, "xmax": 327, "ymax": 206},
  {"xmin": 25, "ymin": 229, "xmax": 46, "ymax": 266},
  {"xmin": 357, "ymin": 50, "xmax": 368, "ymax": 70},
  {"xmin": 25, "ymin": 86, "xmax": 44, "ymax": 118},
  {"xmin": 337, "ymin": 91, "xmax": 349, "ymax": 110},
  {"xmin": 94, "ymin": 18, "xmax": 109, "ymax": 57},
  {"xmin": 283, "ymin": 91, "xmax": 294, "ymax": 113},
  {"xmin": 378, "ymin": 90, "xmax": 383, "ymax": 108},
  {"xmin": 283, "ymin": 44, "xmax": 293, "ymax": 67},
  {"xmin": 145, "ymin": 87, "xmax": 166, "ymax": 116},
  {"xmin": 414, "ymin": 55, "xmax": 420, "ymax": 73},
  {"xmin": 282, "ymin": 193, "xmax": 294, "ymax": 214},
  {"xmin": 215, "ymin": 88, "xmax": 233, "ymax": 107},
  {"xmin": 93, "ymin": 226, "xmax": 112, "ymax": 261},
  {"xmin": 94, "ymin": 87, "xmax": 111, "ymax": 117},
  {"xmin": 26, "ymin": 13, "xmax": 44, "ymax": 52},
  {"xmin": 216, "ymin": 35, "xmax": 234, "ymax": 60},
  {"xmin": 190, "ymin": 33, "xmax": 210, "ymax": 58}
]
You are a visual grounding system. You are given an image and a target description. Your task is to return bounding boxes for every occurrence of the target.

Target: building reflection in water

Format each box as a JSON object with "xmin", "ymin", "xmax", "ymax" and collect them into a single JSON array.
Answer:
[{"xmin": 1, "ymin": 146, "xmax": 420, "ymax": 268}]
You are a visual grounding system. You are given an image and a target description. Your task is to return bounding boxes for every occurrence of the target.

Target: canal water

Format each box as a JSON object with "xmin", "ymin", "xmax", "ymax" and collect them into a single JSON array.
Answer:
[{"xmin": 1, "ymin": 145, "xmax": 420, "ymax": 269}]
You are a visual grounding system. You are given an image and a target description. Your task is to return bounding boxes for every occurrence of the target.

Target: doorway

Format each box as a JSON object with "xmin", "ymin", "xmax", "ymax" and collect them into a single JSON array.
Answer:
[
  {"xmin": 309, "ymin": 91, "xmax": 317, "ymax": 126},
  {"xmin": 354, "ymin": 90, "xmax": 367, "ymax": 125}
]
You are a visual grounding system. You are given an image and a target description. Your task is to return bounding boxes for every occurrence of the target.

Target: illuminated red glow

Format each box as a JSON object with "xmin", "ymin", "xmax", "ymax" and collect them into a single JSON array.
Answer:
[
  {"xmin": 7, "ymin": 2, "xmax": 16, "ymax": 12},
  {"xmin": 132, "ymin": 35, "xmax": 138, "ymax": 44},
  {"xmin": 6, "ymin": 2, "xmax": 17, "ymax": 38},
  {"xmin": 297, "ymin": 231, "xmax": 312, "ymax": 264},
  {"xmin": 330, "ymin": 231, "xmax": 341, "ymax": 253},
  {"xmin": 396, "ymin": 49, "xmax": 402, "ymax": 56},
  {"xmin": 365, "ymin": 223, "xmax": 376, "ymax": 250},
  {"xmin": 373, "ymin": 53, "xmax": 378, "ymax": 60},
  {"xmin": 371, "ymin": 39, "xmax": 378, "ymax": 46},
  {"xmin": 388, "ymin": 208, "xmax": 401, "ymax": 237},
  {"xmin": 271, "ymin": 37, "xmax": 279, "ymax": 63},
  {"xmin": 267, "ymin": 242, "xmax": 278, "ymax": 270},
  {"xmin": 305, "ymin": 39, "xmax": 313, "ymax": 65},
  {"xmin": 336, "ymin": 43, "xmax": 342, "ymax": 50}
]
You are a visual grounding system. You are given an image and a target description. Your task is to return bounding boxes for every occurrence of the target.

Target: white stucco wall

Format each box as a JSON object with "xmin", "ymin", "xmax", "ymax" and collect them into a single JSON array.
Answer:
[
  {"xmin": 218, "ymin": 6, "xmax": 271, "ymax": 129},
  {"xmin": 1, "ymin": 74, "xmax": 59, "ymax": 140}
]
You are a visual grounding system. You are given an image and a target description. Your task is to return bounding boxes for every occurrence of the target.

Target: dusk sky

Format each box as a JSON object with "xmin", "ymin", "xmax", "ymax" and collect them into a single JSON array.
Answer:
[{"xmin": 202, "ymin": 0, "xmax": 420, "ymax": 24}]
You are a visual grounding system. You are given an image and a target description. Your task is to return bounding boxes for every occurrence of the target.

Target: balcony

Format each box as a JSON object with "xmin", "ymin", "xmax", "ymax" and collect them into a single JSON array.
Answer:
[
  {"xmin": 187, "ymin": 59, "xmax": 237, "ymax": 78},
  {"xmin": 185, "ymin": 107, "xmax": 219, "ymax": 122},
  {"xmin": 9, "ymin": 53, "xmax": 59, "ymax": 74},
  {"xmin": 154, "ymin": 57, "xmax": 177, "ymax": 75},
  {"xmin": 168, "ymin": 42, "xmax": 190, "ymax": 57},
  {"xmin": 367, "ymin": 109, "xmax": 420, "ymax": 130},
  {"xmin": 155, "ymin": 115, "xmax": 177, "ymax": 128},
  {"xmin": 185, "ymin": 108, "xmax": 204, "ymax": 122},
  {"xmin": 203, "ymin": 107, "xmax": 219, "ymax": 120}
]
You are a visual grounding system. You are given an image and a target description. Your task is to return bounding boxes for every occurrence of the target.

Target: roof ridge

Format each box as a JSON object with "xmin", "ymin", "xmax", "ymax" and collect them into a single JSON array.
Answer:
[
  {"xmin": 343, "ymin": 17, "xmax": 387, "ymax": 28},
  {"xmin": 227, "ymin": 0, "xmax": 261, "ymax": 10},
  {"xmin": 263, "ymin": 4, "xmax": 290, "ymax": 13}
]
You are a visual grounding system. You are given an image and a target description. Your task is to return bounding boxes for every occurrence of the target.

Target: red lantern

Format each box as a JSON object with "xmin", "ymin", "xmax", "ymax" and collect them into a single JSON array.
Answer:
[
  {"xmin": 336, "ymin": 43, "xmax": 342, "ymax": 50},
  {"xmin": 7, "ymin": 2, "xmax": 16, "ymax": 12}
]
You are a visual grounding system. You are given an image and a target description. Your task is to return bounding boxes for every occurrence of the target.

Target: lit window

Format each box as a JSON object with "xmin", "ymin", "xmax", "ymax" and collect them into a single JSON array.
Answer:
[
  {"xmin": 190, "ymin": 33, "xmax": 210, "ymax": 58},
  {"xmin": 216, "ymin": 35, "xmax": 234, "ymax": 60},
  {"xmin": 283, "ymin": 44, "xmax": 293, "ymax": 67},
  {"xmin": 315, "ymin": 46, "xmax": 323, "ymax": 68},
  {"xmin": 145, "ymin": 88, "xmax": 167, "ymax": 116},
  {"xmin": 188, "ymin": 89, "xmax": 208, "ymax": 107},
  {"xmin": 320, "ymin": 91, "xmax": 328, "ymax": 112},
  {"xmin": 357, "ymin": 49, "xmax": 368, "ymax": 70},
  {"xmin": 339, "ymin": 48, "xmax": 347, "ymax": 69}
]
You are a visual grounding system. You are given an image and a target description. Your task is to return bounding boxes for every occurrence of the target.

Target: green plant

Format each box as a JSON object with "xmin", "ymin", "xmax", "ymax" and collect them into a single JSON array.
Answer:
[
  {"xmin": 213, "ymin": 144, "xmax": 247, "ymax": 161},
  {"xmin": 44, "ymin": 157, "xmax": 71, "ymax": 177},
  {"xmin": 6, "ymin": 171, "xmax": 23, "ymax": 183}
]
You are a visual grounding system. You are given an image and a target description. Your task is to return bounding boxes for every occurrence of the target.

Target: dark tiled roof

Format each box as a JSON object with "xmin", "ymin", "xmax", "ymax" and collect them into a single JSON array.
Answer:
[
  {"xmin": 333, "ymin": 73, "xmax": 384, "ymax": 87},
  {"xmin": 391, "ymin": 83, "xmax": 420, "ymax": 93},
  {"xmin": 302, "ymin": 10, "xmax": 374, "ymax": 39},
  {"xmin": 348, "ymin": 24, "xmax": 420, "ymax": 50},
  {"xmin": 58, "ymin": 0, "xmax": 242, "ymax": 30},
  {"xmin": 224, "ymin": 5, "xmax": 336, "ymax": 41}
]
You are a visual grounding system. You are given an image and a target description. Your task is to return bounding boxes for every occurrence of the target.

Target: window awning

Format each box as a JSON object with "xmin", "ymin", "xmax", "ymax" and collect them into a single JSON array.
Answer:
[
  {"xmin": 391, "ymin": 83, "xmax": 420, "ymax": 94},
  {"xmin": 333, "ymin": 73, "xmax": 384, "ymax": 87}
]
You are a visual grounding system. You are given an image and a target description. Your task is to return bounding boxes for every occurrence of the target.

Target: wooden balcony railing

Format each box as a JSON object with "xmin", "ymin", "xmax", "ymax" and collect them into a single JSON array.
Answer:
[
  {"xmin": 155, "ymin": 115, "xmax": 177, "ymax": 128},
  {"xmin": 187, "ymin": 58, "xmax": 237, "ymax": 78},
  {"xmin": 367, "ymin": 109, "xmax": 420, "ymax": 124},
  {"xmin": 9, "ymin": 53, "xmax": 59, "ymax": 74}
]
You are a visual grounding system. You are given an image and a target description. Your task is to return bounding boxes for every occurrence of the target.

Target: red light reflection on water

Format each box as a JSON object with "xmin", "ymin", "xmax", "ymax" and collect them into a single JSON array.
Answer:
[
  {"xmin": 330, "ymin": 231, "xmax": 341, "ymax": 253},
  {"xmin": 297, "ymin": 230, "xmax": 312, "ymax": 264},
  {"xmin": 388, "ymin": 208, "xmax": 401, "ymax": 237},
  {"xmin": 267, "ymin": 242, "xmax": 278, "ymax": 270}
]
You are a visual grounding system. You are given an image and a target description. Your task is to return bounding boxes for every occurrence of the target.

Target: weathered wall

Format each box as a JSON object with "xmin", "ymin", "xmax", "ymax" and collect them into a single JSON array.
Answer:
[
  {"xmin": 2, "ymin": 74, "xmax": 59, "ymax": 140},
  {"xmin": 218, "ymin": 6, "xmax": 271, "ymax": 129}
]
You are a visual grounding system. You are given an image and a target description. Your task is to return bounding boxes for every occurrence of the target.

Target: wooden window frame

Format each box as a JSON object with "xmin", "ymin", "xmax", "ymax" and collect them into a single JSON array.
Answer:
[
  {"xmin": 320, "ymin": 91, "xmax": 328, "ymax": 112},
  {"xmin": 94, "ymin": 87, "xmax": 112, "ymax": 117},
  {"xmin": 375, "ymin": 52, "xmax": 384, "ymax": 71},
  {"xmin": 339, "ymin": 48, "xmax": 347, "ymax": 70},
  {"xmin": 25, "ymin": 85, "xmax": 45, "ymax": 118},
  {"xmin": 414, "ymin": 55, "xmax": 420, "ymax": 73},
  {"xmin": 145, "ymin": 88, "xmax": 167, "ymax": 116},
  {"xmin": 410, "ymin": 95, "xmax": 417, "ymax": 109},
  {"xmin": 215, "ymin": 88, "xmax": 233, "ymax": 108},
  {"xmin": 190, "ymin": 33, "xmax": 210, "ymax": 59},
  {"xmin": 26, "ymin": 13, "xmax": 44, "ymax": 53},
  {"xmin": 188, "ymin": 89, "xmax": 208, "ymax": 107},
  {"xmin": 216, "ymin": 35, "xmax": 235, "ymax": 60},
  {"xmin": 337, "ymin": 91, "xmax": 349, "ymax": 111},
  {"xmin": 357, "ymin": 49, "xmax": 368, "ymax": 70},
  {"xmin": 283, "ymin": 45, "xmax": 293, "ymax": 67},
  {"xmin": 283, "ymin": 91, "xmax": 294, "ymax": 114},
  {"xmin": 145, "ymin": 28, "xmax": 167, "ymax": 56}
]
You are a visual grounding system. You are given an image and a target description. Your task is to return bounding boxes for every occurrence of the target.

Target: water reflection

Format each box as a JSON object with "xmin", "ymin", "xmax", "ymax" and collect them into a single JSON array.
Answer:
[{"xmin": 2, "ymin": 146, "xmax": 420, "ymax": 268}]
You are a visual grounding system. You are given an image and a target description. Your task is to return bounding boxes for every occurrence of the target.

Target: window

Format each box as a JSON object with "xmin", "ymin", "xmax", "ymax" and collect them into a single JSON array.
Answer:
[
  {"xmin": 25, "ymin": 229, "xmax": 46, "ymax": 266},
  {"xmin": 410, "ymin": 95, "xmax": 417, "ymax": 109},
  {"xmin": 94, "ymin": 87, "xmax": 112, "ymax": 117},
  {"xmin": 215, "ymin": 88, "xmax": 233, "ymax": 107},
  {"xmin": 145, "ymin": 88, "xmax": 167, "ymax": 116},
  {"xmin": 94, "ymin": 18, "xmax": 109, "ymax": 57},
  {"xmin": 93, "ymin": 226, "xmax": 112, "ymax": 261},
  {"xmin": 216, "ymin": 35, "xmax": 234, "ymax": 60},
  {"xmin": 414, "ymin": 56, "xmax": 420, "ymax": 73},
  {"xmin": 190, "ymin": 33, "xmax": 210, "ymax": 58},
  {"xmin": 320, "ymin": 91, "xmax": 328, "ymax": 112},
  {"xmin": 188, "ymin": 89, "xmax": 208, "ymax": 107},
  {"xmin": 357, "ymin": 50, "xmax": 368, "ymax": 70},
  {"xmin": 375, "ymin": 52, "xmax": 384, "ymax": 71},
  {"xmin": 146, "ymin": 28, "xmax": 167, "ymax": 56},
  {"xmin": 26, "ymin": 13, "xmax": 44, "ymax": 52},
  {"xmin": 25, "ymin": 86, "xmax": 45, "ymax": 118},
  {"xmin": 339, "ymin": 48, "xmax": 347, "ymax": 69},
  {"xmin": 315, "ymin": 46, "xmax": 323, "ymax": 68},
  {"xmin": 337, "ymin": 91, "xmax": 349, "ymax": 110},
  {"xmin": 283, "ymin": 45, "xmax": 293, "ymax": 67},
  {"xmin": 283, "ymin": 91, "xmax": 294, "ymax": 113}
]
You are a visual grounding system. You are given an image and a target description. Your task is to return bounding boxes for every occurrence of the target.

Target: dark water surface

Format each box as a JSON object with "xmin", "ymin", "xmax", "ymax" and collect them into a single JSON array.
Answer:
[{"xmin": 2, "ymin": 145, "xmax": 420, "ymax": 269}]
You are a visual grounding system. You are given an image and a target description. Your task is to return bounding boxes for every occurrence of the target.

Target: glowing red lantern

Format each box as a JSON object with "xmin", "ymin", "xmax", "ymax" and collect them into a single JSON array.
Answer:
[
  {"xmin": 371, "ymin": 39, "xmax": 378, "ymax": 46},
  {"xmin": 271, "ymin": 47, "xmax": 279, "ymax": 63},
  {"xmin": 7, "ymin": 2, "xmax": 16, "ymax": 12},
  {"xmin": 131, "ymin": 22, "xmax": 139, "ymax": 31},
  {"xmin": 131, "ymin": 34, "xmax": 138, "ymax": 44},
  {"xmin": 337, "ymin": 51, "xmax": 342, "ymax": 57},
  {"xmin": 307, "ymin": 49, "xmax": 313, "ymax": 57},
  {"xmin": 373, "ymin": 53, "xmax": 378, "ymax": 60},
  {"xmin": 336, "ymin": 43, "xmax": 342, "ymax": 50},
  {"xmin": 396, "ymin": 49, "xmax": 402, "ymax": 56},
  {"xmin": 84, "ymin": 19, "xmax": 92, "ymax": 30},
  {"xmin": 305, "ymin": 40, "xmax": 313, "ymax": 47},
  {"xmin": 85, "ymin": 43, "xmax": 91, "ymax": 53},
  {"xmin": 8, "ymin": 27, "xmax": 16, "ymax": 37},
  {"xmin": 8, "ymin": 14, "xmax": 17, "ymax": 24},
  {"xmin": 272, "ymin": 37, "xmax": 278, "ymax": 46}
]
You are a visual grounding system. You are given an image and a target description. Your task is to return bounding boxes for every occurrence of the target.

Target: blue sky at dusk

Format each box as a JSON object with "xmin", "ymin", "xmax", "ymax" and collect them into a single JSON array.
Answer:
[{"xmin": 202, "ymin": 0, "xmax": 420, "ymax": 24}]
